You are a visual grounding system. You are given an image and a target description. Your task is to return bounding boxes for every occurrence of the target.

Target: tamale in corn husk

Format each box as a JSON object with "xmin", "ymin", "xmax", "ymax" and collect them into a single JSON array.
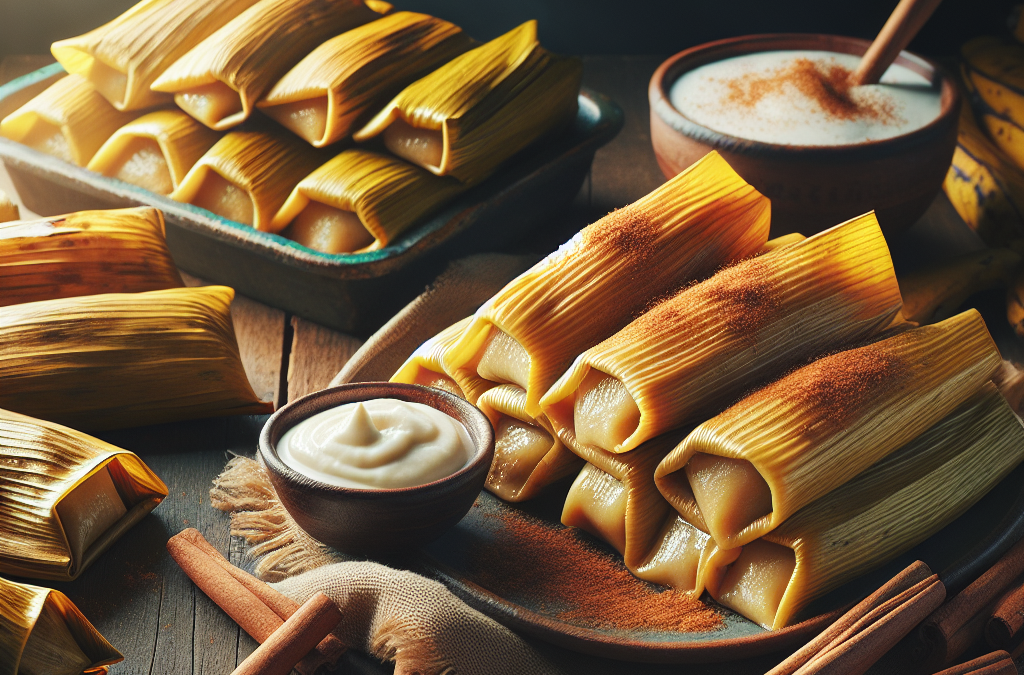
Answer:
[
  {"xmin": 0, "ymin": 577, "xmax": 122, "ymax": 674},
  {"xmin": 272, "ymin": 149, "xmax": 466, "ymax": 248},
  {"xmin": 170, "ymin": 131, "xmax": 324, "ymax": 230},
  {"xmin": 354, "ymin": 21, "xmax": 582, "ymax": 183},
  {"xmin": 0, "ymin": 408, "xmax": 167, "ymax": 581},
  {"xmin": 50, "ymin": 0, "xmax": 262, "ymax": 111},
  {"xmin": 654, "ymin": 309, "xmax": 1003, "ymax": 550},
  {"xmin": 390, "ymin": 317, "xmax": 471, "ymax": 397},
  {"xmin": 443, "ymin": 151, "xmax": 771, "ymax": 413},
  {"xmin": 150, "ymin": 0, "xmax": 381, "ymax": 130},
  {"xmin": 0, "ymin": 207, "xmax": 183, "ymax": 307},
  {"xmin": 0, "ymin": 189, "xmax": 18, "ymax": 223},
  {"xmin": 0, "ymin": 75, "xmax": 135, "ymax": 166},
  {"xmin": 87, "ymin": 110, "xmax": 220, "ymax": 193},
  {"xmin": 0, "ymin": 286, "xmax": 272, "ymax": 430},
  {"xmin": 701, "ymin": 384, "xmax": 1024, "ymax": 629},
  {"xmin": 259, "ymin": 12, "xmax": 473, "ymax": 147},
  {"xmin": 541, "ymin": 213, "xmax": 901, "ymax": 455},
  {"xmin": 477, "ymin": 384, "xmax": 582, "ymax": 502}
]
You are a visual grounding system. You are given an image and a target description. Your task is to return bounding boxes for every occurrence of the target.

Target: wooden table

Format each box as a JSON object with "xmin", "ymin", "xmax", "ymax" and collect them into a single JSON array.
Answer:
[{"xmin": 0, "ymin": 55, "xmax": 1013, "ymax": 675}]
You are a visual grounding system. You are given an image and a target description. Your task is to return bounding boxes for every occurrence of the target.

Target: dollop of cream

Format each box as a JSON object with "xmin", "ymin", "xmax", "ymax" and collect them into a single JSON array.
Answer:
[{"xmin": 277, "ymin": 398, "xmax": 474, "ymax": 489}]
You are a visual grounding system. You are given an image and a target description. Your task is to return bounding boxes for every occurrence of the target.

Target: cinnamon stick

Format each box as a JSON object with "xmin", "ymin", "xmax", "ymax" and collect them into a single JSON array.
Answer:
[
  {"xmin": 232, "ymin": 593, "xmax": 343, "ymax": 675},
  {"xmin": 986, "ymin": 576, "xmax": 1024, "ymax": 656},
  {"xmin": 933, "ymin": 650, "xmax": 1018, "ymax": 675}
]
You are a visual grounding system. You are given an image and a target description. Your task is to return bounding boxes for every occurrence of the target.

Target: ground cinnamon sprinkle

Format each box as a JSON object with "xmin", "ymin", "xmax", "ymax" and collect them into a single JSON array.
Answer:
[{"xmin": 465, "ymin": 507, "xmax": 723, "ymax": 633}]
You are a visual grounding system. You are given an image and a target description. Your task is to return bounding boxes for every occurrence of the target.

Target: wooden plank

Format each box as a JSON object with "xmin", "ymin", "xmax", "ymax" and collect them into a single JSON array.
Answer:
[{"xmin": 287, "ymin": 316, "xmax": 363, "ymax": 402}]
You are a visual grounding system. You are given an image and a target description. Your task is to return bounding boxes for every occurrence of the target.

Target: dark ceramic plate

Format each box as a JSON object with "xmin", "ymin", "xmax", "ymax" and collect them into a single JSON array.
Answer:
[{"xmin": 0, "ymin": 64, "xmax": 623, "ymax": 336}]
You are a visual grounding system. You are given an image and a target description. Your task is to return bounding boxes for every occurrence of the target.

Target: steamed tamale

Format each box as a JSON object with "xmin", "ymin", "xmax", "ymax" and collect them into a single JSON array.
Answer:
[
  {"xmin": 701, "ymin": 385, "xmax": 1024, "ymax": 629},
  {"xmin": 0, "ymin": 408, "xmax": 167, "ymax": 580},
  {"xmin": 442, "ymin": 150, "xmax": 771, "ymax": 413},
  {"xmin": 630, "ymin": 513, "xmax": 715, "ymax": 591},
  {"xmin": 0, "ymin": 577, "xmax": 122, "ymax": 674},
  {"xmin": 541, "ymin": 213, "xmax": 902, "ymax": 455},
  {"xmin": 0, "ymin": 208, "xmax": 183, "ymax": 307},
  {"xmin": 0, "ymin": 286, "xmax": 272, "ymax": 430},
  {"xmin": 0, "ymin": 75, "xmax": 135, "ymax": 166},
  {"xmin": 87, "ymin": 110, "xmax": 220, "ymax": 193},
  {"xmin": 354, "ymin": 21, "xmax": 582, "ymax": 183},
  {"xmin": 170, "ymin": 131, "xmax": 323, "ymax": 230},
  {"xmin": 259, "ymin": 12, "xmax": 473, "ymax": 147},
  {"xmin": 390, "ymin": 317, "xmax": 471, "ymax": 397},
  {"xmin": 50, "ymin": 0, "xmax": 262, "ymax": 111},
  {"xmin": 0, "ymin": 189, "xmax": 18, "ymax": 223},
  {"xmin": 477, "ymin": 384, "xmax": 582, "ymax": 502},
  {"xmin": 150, "ymin": 0, "xmax": 381, "ymax": 130},
  {"xmin": 271, "ymin": 149, "xmax": 466, "ymax": 247},
  {"xmin": 655, "ymin": 309, "xmax": 1003, "ymax": 550}
]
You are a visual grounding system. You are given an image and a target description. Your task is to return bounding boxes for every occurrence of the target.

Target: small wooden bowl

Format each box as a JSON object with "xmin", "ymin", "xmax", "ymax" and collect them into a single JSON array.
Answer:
[
  {"xmin": 649, "ymin": 34, "xmax": 961, "ymax": 237},
  {"xmin": 258, "ymin": 382, "xmax": 494, "ymax": 554}
]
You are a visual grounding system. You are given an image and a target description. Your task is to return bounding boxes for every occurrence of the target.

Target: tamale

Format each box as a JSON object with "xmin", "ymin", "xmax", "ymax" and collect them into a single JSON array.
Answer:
[
  {"xmin": 630, "ymin": 513, "xmax": 715, "ymax": 592},
  {"xmin": 354, "ymin": 21, "xmax": 582, "ymax": 183},
  {"xmin": 0, "ymin": 408, "xmax": 167, "ymax": 581},
  {"xmin": 0, "ymin": 207, "xmax": 183, "ymax": 307},
  {"xmin": 272, "ymin": 149, "xmax": 466, "ymax": 248},
  {"xmin": 170, "ymin": 131, "xmax": 323, "ymax": 230},
  {"xmin": 701, "ymin": 385, "xmax": 1024, "ymax": 629},
  {"xmin": 50, "ymin": 0, "xmax": 262, "ymax": 111},
  {"xmin": 390, "ymin": 317, "xmax": 471, "ymax": 397},
  {"xmin": 259, "ymin": 12, "xmax": 473, "ymax": 147},
  {"xmin": 150, "ymin": 0, "xmax": 381, "ymax": 130},
  {"xmin": 0, "ymin": 75, "xmax": 135, "ymax": 166},
  {"xmin": 477, "ymin": 384, "xmax": 582, "ymax": 502},
  {"xmin": 0, "ymin": 577, "xmax": 122, "ymax": 675},
  {"xmin": 541, "ymin": 213, "xmax": 902, "ymax": 454},
  {"xmin": 0, "ymin": 188, "xmax": 18, "ymax": 223},
  {"xmin": 87, "ymin": 110, "xmax": 220, "ymax": 194},
  {"xmin": 654, "ymin": 309, "xmax": 1003, "ymax": 550},
  {"xmin": 0, "ymin": 285, "xmax": 273, "ymax": 430},
  {"xmin": 443, "ymin": 150, "xmax": 771, "ymax": 413}
]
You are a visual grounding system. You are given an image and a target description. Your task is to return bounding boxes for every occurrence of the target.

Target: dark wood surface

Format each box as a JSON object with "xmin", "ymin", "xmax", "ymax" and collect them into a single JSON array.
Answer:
[{"xmin": 0, "ymin": 55, "xmax": 1016, "ymax": 675}]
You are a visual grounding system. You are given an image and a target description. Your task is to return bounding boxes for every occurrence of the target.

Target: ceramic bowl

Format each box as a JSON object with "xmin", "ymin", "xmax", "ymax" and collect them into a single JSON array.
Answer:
[
  {"xmin": 649, "ymin": 33, "xmax": 961, "ymax": 237},
  {"xmin": 258, "ymin": 382, "xmax": 494, "ymax": 554}
]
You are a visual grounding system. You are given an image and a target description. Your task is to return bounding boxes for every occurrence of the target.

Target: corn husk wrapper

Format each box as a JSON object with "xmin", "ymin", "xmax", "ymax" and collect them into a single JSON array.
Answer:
[
  {"xmin": 87, "ymin": 110, "xmax": 220, "ymax": 193},
  {"xmin": 702, "ymin": 385, "xmax": 1024, "ymax": 629},
  {"xmin": 0, "ymin": 408, "xmax": 167, "ymax": 581},
  {"xmin": 477, "ymin": 384, "xmax": 581, "ymax": 502},
  {"xmin": 0, "ymin": 207, "xmax": 183, "ymax": 307},
  {"xmin": 170, "ymin": 131, "xmax": 324, "ymax": 231},
  {"xmin": 0, "ymin": 576, "xmax": 122, "ymax": 675},
  {"xmin": 0, "ymin": 285, "xmax": 272, "ymax": 430},
  {"xmin": 0, "ymin": 75, "xmax": 136, "ymax": 166},
  {"xmin": 655, "ymin": 309, "xmax": 1003, "ymax": 550},
  {"xmin": 0, "ymin": 189, "xmax": 18, "ymax": 223},
  {"xmin": 271, "ymin": 149, "xmax": 467, "ymax": 244},
  {"xmin": 541, "ymin": 213, "xmax": 902, "ymax": 454},
  {"xmin": 390, "ymin": 316, "xmax": 471, "ymax": 397},
  {"xmin": 151, "ymin": 0, "xmax": 380, "ymax": 130},
  {"xmin": 444, "ymin": 150, "xmax": 771, "ymax": 414},
  {"xmin": 354, "ymin": 21, "xmax": 582, "ymax": 183},
  {"xmin": 259, "ymin": 12, "xmax": 473, "ymax": 147},
  {"xmin": 50, "ymin": 0, "xmax": 262, "ymax": 111}
]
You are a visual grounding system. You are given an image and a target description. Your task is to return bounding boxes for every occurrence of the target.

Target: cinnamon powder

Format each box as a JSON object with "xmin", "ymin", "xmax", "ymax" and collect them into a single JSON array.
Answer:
[{"xmin": 465, "ymin": 507, "xmax": 723, "ymax": 633}]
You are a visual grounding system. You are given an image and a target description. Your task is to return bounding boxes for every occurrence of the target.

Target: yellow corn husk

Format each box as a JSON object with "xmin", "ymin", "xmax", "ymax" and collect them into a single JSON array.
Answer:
[
  {"xmin": 541, "ymin": 213, "xmax": 902, "ymax": 454},
  {"xmin": 170, "ymin": 131, "xmax": 324, "ymax": 230},
  {"xmin": 354, "ymin": 21, "xmax": 582, "ymax": 183},
  {"xmin": 259, "ymin": 12, "xmax": 473, "ymax": 147},
  {"xmin": 0, "ymin": 286, "xmax": 272, "ymax": 430},
  {"xmin": 443, "ymin": 150, "xmax": 771, "ymax": 414},
  {"xmin": 702, "ymin": 384, "xmax": 1024, "ymax": 629},
  {"xmin": 0, "ymin": 207, "xmax": 183, "ymax": 307},
  {"xmin": 272, "ymin": 149, "xmax": 467, "ymax": 247},
  {"xmin": 150, "ymin": 0, "xmax": 380, "ymax": 130},
  {"xmin": 0, "ymin": 408, "xmax": 167, "ymax": 581},
  {"xmin": 759, "ymin": 232, "xmax": 804, "ymax": 252},
  {"xmin": 0, "ymin": 188, "xmax": 18, "ymax": 223},
  {"xmin": 50, "ymin": 0, "xmax": 262, "ymax": 111},
  {"xmin": 655, "ymin": 309, "xmax": 1003, "ymax": 550},
  {"xmin": 0, "ymin": 576, "xmax": 122, "ymax": 674},
  {"xmin": 477, "ymin": 384, "xmax": 582, "ymax": 502},
  {"xmin": 390, "ymin": 316, "xmax": 471, "ymax": 397},
  {"xmin": 87, "ymin": 110, "xmax": 220, "ymax": 194},
  {"xmin": 0, "ymin": 75, "xmax": 136, "ymax": 167}
]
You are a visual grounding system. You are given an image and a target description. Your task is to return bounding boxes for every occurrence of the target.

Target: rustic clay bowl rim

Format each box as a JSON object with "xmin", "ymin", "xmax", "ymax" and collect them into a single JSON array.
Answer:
[
  {"xmin": 649, "ymin": 33, "xmax": 960, "ymax": 160},
  {"xmin": 259, "ymin": 382, "xmax": 495, "ymax": 500}
]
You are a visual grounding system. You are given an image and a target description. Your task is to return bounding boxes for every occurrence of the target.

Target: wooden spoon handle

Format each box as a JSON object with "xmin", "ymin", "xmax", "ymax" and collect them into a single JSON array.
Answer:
[{"xmin": 850, "ymin": 0, "xmax": 944, "ymax": 86}]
